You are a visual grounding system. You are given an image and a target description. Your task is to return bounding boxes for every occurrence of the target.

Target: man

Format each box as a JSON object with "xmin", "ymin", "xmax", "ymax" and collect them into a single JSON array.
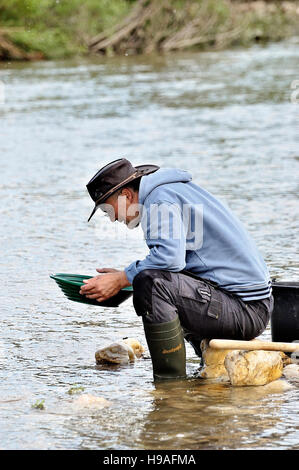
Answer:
[{"xmin": 81, "ymin": 158, "xmax": 273, "ymax": 381}]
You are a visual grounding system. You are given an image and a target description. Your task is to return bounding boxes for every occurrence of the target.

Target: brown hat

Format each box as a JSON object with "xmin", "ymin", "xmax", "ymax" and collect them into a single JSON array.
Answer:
[{"xmin": 86, "ymin": 158, "xmax": 159, "ymax": 222}]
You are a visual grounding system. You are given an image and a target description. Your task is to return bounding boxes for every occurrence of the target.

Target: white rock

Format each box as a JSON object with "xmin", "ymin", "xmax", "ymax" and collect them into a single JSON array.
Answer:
[
  {"xmin": 224, "ymin": 350, "xmax": 283, "ymax": 386},
  {"xmin": 72, "ymin": 394, "xmax": 110, "ymax": 409},
  {"xmin": 95, "ymin": 338, "xmax": 145, "ymax": 364},
  {"xmin": 123, "ymin": 338, "xmax": 145, "ymax": 358}
]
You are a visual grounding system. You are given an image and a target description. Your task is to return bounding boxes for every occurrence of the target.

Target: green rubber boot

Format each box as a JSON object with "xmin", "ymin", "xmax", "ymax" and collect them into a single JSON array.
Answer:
[{"xmin": 143, "ymin": 316, "xmax": 187, "ymax": 381}]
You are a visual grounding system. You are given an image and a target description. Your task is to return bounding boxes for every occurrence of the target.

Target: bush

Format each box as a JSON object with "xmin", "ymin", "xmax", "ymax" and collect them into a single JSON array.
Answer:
[{"xmin": 0, "ymin": 0, "xmax": 131, "ymax": 58}]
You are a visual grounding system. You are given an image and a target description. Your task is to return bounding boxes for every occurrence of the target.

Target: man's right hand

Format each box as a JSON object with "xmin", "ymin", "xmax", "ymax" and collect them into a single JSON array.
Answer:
[{"xmin": 79, "ymin": 271, "xmax": 130, "ymax": 302}]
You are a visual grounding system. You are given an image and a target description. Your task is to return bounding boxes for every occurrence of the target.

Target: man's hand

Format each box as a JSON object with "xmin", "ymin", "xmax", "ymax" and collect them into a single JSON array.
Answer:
[
  {"xmin": 96, "ymin": 268, "xmax": 120, "ymax": 274},
  {"xmin": 79, "ymin": 271, "xmax": 130, "ymax": 303}
]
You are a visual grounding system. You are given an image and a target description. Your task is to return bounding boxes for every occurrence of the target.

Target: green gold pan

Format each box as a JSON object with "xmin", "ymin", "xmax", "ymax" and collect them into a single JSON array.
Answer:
[{"xmin": 50, "ymin": 273, "xmax": 133, "ymax": 307}]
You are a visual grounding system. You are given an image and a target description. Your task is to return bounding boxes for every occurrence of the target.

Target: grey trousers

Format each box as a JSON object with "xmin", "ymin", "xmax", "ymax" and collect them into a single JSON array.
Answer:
[{"xmin": 132, "ymin": 269, "xmax": 274, "ymax": 357}]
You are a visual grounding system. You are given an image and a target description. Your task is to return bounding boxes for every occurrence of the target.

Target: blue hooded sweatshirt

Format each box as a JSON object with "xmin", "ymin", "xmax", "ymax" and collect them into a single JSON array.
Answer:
[{"xmin": 124, "ymin": 168, "xmax": 271, "ymax": 301}]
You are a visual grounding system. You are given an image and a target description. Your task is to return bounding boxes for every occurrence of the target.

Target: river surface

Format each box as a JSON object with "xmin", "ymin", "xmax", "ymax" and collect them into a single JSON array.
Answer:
[{"xmin": 0, "ymin": 40, "xmax": 298, "ymax": 450}]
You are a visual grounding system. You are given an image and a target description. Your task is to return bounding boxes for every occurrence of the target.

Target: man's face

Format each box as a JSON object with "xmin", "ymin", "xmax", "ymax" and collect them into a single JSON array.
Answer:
[{"xmin": 100, "ymin": 188, "xmax": 140, "ymax": 228}]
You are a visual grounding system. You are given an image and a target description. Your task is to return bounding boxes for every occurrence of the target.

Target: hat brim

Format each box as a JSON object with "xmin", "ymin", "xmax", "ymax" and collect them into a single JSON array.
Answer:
[{"xmin": 87, "ymin": 164, "xmax": 159, "ymax": 222}]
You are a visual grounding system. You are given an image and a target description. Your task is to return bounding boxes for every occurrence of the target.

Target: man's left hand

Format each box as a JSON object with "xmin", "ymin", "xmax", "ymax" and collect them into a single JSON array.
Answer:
[{"xmin": 79, "ymin": 271, "xmax": 130, "ymax": 303}]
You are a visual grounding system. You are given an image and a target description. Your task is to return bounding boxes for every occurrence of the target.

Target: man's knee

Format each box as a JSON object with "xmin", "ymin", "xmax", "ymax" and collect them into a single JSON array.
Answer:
[
  {"xmin": 133, "ymin": 269, "xmax": 172, "ymax": 290},
  {"xmin": 133, "ymin": 269, "xmax": 156, "ymax": 290}
]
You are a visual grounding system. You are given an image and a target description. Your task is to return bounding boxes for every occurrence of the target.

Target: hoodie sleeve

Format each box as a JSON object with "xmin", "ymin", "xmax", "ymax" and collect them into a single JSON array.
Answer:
[{"xmin": 124, "ymin": 201, "xmax": 186, "ymax": 284}]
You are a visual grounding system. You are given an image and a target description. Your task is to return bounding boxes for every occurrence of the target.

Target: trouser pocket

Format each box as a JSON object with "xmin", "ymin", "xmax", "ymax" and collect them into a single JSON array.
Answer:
[
  {"xmin": 207, "ymin": 288, "xmax": 223, "ymax": 319},
  {"xmin": 176, "ymin": 275, "xmax": 224, "ymax": 338}
]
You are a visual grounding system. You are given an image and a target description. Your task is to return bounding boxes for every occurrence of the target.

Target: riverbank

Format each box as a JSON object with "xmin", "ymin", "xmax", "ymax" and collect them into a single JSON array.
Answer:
[{"xmin": 0, "ymin": 0, "xmax": 299, "ymax": 61}]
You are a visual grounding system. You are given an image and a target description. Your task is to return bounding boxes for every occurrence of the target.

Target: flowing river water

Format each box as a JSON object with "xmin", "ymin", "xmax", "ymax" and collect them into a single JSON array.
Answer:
[{"xmin": 0, "ymin": 40, "xmax": 298, "ymax": 450}]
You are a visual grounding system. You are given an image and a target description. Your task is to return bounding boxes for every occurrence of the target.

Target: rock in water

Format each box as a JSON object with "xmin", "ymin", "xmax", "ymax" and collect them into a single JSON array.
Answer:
[
  {"xmin": 283, "ymin": 364, "xmax": 299, "ymax": 385},
  {"xmin": 261, "ymin": 379, "xmax": 294, "ymax": 393},
  {"xmin": 123, "ymin": 338, "xmax": 145, "ymax": 358},
  {"xmin": 95, "ymin": 338, "xmax": 145, "ymax": 365},
  {"xmin": 224, "ymin": 350, "xmax": 284, "ymax": 386},
  {"xmin": 95, "ymin": 342, "xmax": 135, "ymax": 364},
  {"xmin": 198, "ymin": 339, "xmax": 233, "ymax": 380},
  {"xmin": 72, "ymin": 394, "xmax": 110, "ymax": 409}
]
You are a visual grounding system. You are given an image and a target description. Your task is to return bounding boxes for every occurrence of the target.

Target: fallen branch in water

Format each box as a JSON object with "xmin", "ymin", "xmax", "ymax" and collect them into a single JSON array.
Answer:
[
  {"xmin": 87, "ymin": 0, "xmax": 254, "ymax": 56},
  {"xmin": 88, "ymin": 0, "xmax": 148, "ymax": 50},
  {"xmin": 162, "ymin": 21, "xmax": 249, "ymax": 51},
  {"xmin": 0, "ymin": 28, "xmax": 44, "ymax": 60},
  {"xmin": 0, "ymin": 32, "xmax": 28, "ymax": 60},
  {"xmin": 160, "ymin": 1, "xmax": 218, "ymax": 52},
  {"xmin": 89, "ymin": 0, "xmax": 163, "ymax": 54}
]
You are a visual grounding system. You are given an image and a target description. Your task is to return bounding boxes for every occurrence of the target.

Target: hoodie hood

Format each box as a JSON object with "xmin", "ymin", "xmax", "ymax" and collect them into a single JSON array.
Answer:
[{"xmin": 139, "ymin": 168, "xmax": 192, "ymax": 205}]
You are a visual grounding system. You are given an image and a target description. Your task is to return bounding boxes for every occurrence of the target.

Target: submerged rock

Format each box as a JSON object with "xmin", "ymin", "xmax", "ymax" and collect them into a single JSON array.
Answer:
[
  {"xmin": 283, "ymin": 364, "xmax": 299, "ymax": 385},
  {"xmin": 95, "ymin": 338, "xmax": 145, "ymax": 365},
  {"xmin": 72, "ymin": 394, "xmax": 110, "ymax": 409},
  {"xmin": 224, "ymin": 350, "xmax": 283, "ymax": 386},
  {"xmin": 261, "ymin": 378, "xmax": 294, "ymax": 393}
]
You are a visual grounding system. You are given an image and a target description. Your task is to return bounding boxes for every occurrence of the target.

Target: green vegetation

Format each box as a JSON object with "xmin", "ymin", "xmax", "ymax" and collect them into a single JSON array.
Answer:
[
  {"xmin": 31, "ymin": 399, "xmax": 45, "ymax": 410},
  {"xmin": 0, "ymin": 0, "xmax": 298, "ymax": 60},
  {"xmin": 0, "ymin": 0, "xmax": 131, "ymax": 59},
  {"xmin": 67, "ymin": 384, "xmax": 85, "ymax": 395}
]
